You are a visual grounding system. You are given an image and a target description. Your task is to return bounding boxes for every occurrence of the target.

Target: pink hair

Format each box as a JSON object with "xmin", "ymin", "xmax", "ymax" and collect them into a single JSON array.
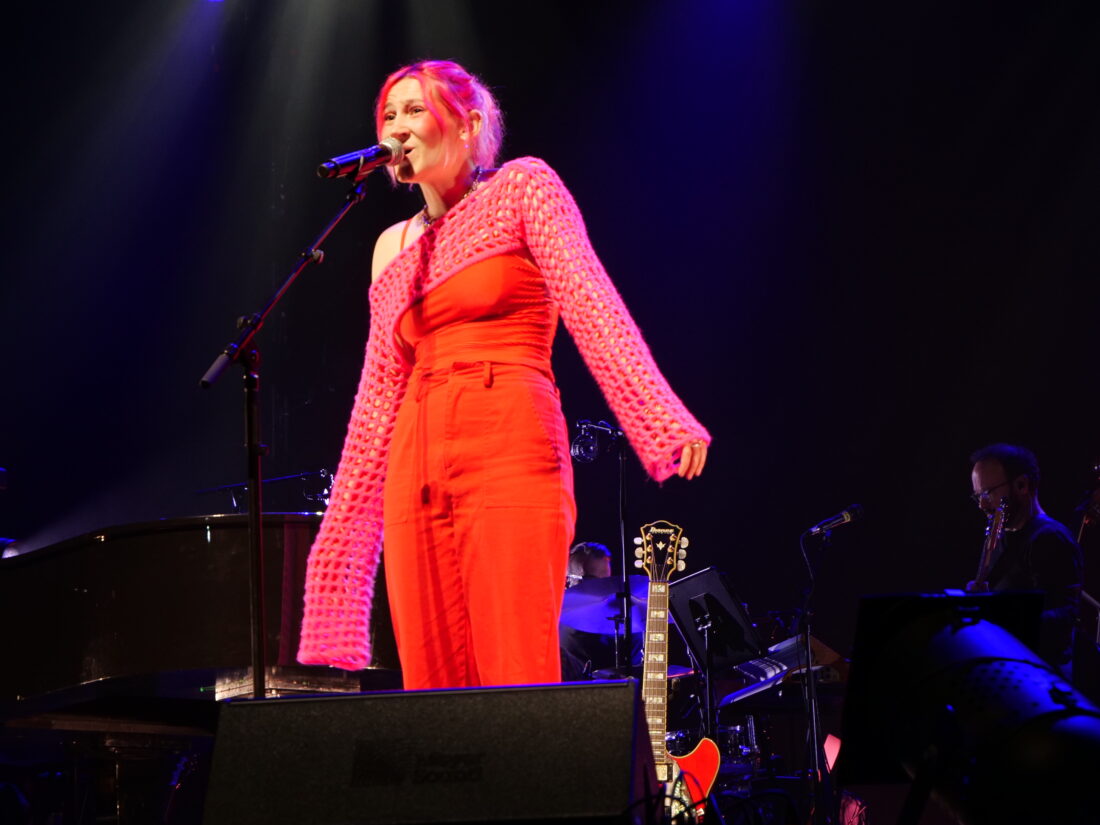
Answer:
[{"xmin": 375, "ymin": 60, "xmax": 504, "ymax": 171}]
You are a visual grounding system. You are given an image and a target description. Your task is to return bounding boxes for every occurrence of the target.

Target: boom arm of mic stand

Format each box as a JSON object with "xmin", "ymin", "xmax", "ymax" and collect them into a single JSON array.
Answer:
[
  {"xmin": 200, "ymin": 178, "xmax": 369, "ymax": 389},
  {"xmin": 196, "ymin": 175, "xmax": 375, "ymax": 699}
]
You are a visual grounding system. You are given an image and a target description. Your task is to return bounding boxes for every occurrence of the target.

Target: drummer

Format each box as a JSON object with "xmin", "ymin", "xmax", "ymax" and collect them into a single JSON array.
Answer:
[
  {"xmin": 566, "ymin": 542, "xmax": 613, "ymax": 588},
  {"xmin": 560, "ymin": 542, "xmax": 643, "ymax": 680}
]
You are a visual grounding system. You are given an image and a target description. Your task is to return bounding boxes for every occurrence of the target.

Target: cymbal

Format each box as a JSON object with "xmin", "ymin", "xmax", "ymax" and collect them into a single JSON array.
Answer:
[
  {"xmin": 560, "ymin": 575, "xmax": 651, "ymax": 633},
  {"xmin": 563, "ymin": 574, "xmax": 649, "ymax": 603}
]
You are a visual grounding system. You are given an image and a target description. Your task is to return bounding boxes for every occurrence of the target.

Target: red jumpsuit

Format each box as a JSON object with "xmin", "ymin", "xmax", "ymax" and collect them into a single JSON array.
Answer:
[
  {"xmin": 297, "ymin": 158, "xmax": 710, "ymax": 683},
  {"xmin": 383, "ymin": 252, "xmax": 575, "ymax": 688}
]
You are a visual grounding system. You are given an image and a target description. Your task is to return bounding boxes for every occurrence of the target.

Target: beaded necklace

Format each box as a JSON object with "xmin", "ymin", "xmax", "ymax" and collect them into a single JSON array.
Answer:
[{"xmin": 420, "ymin": 167, "xmax": 481, "ymax": 228}]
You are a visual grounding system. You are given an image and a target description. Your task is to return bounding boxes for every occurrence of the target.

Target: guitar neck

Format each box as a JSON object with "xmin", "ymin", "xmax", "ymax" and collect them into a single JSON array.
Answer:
[
  {"xmin": 641, "ymin": 580, "xmax": 671, "ymax": 778},
  {"xmin": 975, "ymin": 500, "xmax": 1007, "ymax": 585}
]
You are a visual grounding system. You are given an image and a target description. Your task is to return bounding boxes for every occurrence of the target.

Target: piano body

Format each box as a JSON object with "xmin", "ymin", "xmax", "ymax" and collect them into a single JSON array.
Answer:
[{"xmin": 0, "ymin": 513, "xmax": 399, "ymax": 823}]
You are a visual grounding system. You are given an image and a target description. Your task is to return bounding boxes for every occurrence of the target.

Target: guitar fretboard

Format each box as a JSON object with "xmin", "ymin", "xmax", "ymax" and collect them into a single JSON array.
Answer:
[{"xmin": 641, "ymin": 580, "xmax": 671, "ymax": 780}]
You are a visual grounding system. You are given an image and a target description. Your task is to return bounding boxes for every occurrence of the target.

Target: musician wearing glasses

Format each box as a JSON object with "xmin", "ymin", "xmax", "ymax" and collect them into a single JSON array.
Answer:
[{"xmin": 966, "ymin": 443, "xmax": 1083, "ymax": 677}]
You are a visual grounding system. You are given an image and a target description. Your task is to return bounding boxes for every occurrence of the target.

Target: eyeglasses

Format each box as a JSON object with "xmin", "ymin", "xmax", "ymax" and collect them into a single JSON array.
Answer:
[{"xmin": 970, "ymin": 480, "xmax": 1010, "ymax": 506}]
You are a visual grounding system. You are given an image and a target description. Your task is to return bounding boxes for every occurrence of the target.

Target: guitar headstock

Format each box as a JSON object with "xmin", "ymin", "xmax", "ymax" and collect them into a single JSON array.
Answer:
[
  {"xmin": 990, "ymin": 495, "xmax": 1008, "ymax": 525},
  {"xmin": 634, "ymin": 520, "xmax": 688, "ymax": 583}
]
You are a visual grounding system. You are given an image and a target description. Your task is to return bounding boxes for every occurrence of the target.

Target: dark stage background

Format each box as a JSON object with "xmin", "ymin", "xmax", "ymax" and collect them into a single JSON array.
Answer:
[{"xmin": 2, "ymin": 0, "xmax": 1098, "ymax": 659}]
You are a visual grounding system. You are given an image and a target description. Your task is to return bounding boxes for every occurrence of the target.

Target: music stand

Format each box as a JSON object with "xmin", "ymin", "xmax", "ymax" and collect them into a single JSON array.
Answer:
[
  {"xmin": 668, "ymin": 567, "xmax": 766, "ymax": 740},
  {"xmin": 668, "ymin": 567, "xmax": 766, "ymax": 672}
]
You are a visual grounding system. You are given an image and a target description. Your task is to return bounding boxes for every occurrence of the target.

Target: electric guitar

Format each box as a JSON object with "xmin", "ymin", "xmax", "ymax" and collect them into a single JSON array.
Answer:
[
  {"xmin": 635, "ymin": 520, "xmax": 720, "ymax": 822},
  {"xmin": 973, "ymin": 495, "xmax": 1008, "ymax": 590}
]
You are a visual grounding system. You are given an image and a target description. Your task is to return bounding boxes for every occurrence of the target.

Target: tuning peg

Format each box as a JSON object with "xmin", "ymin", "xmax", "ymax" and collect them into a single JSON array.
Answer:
[
  {"xmin": 634, "ymin": 548, "xmax": 644, "ymax": 558},
  {"xmin": 679, "ymin": 536, "xmax": 690, "ymax": 548},
  {"xmin": 634, "ymin": 560, "xmax": 644, "ymax": 568},
  {"xmin": 633, "ymin": 537, "xmax": 642, "ymax": 545},
  {"xmin": 678, "ymin": 549, "xmax": 687, "ymax": 559},
  {"xmin": 676, "ymin": 561, "xmax": 686, "ymax": 572}
]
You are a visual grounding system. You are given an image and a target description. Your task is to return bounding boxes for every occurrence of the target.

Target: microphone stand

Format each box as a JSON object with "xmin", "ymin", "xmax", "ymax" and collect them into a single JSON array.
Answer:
[
  {"xmin": 199, "ymin": 174, "xmax": 376, "ymax": 700},
  {"xmin": 614, "ymin": 427, "xmax": 630, "ymax": 672},
  {"xmin": 692, "ymin": 605, "xmax": 716, "ymax": 741},
  {"xmin": 797, "ymin": 528, "xmax": 837, "ymax": 825},
  {"xmin": 570, "ymin": 420, "xmax": 631, "ymax": 672}
]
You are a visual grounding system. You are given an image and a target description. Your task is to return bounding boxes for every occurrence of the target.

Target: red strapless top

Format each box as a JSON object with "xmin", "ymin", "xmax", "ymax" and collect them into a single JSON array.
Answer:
[{"xmin": 397, "ymin": 251, "xmax": 558, "ymax": 372}]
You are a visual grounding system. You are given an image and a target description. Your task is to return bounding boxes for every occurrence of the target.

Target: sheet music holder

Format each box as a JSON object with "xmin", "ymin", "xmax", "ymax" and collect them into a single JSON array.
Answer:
[{"xmin": 667, "ymin": 567, "xmax": 766, "ymax": 672}]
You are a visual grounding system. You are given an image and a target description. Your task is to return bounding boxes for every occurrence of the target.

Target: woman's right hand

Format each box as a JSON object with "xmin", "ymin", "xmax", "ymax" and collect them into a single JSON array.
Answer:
[{"xmin": 676, "ymin": 440, "xmax": 708, "ymax": 480}]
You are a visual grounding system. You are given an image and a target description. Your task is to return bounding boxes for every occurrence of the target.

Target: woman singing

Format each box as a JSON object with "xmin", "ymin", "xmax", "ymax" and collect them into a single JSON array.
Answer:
[{"xmin": 298, "ymin": 60, "xmax": 710, "ymax": 690}]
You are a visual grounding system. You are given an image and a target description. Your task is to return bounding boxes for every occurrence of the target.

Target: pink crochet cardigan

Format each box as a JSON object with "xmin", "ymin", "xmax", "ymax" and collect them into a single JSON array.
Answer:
[{"xmin": 298, "ymin": 157, "xmax": 710, "ymax": 669}]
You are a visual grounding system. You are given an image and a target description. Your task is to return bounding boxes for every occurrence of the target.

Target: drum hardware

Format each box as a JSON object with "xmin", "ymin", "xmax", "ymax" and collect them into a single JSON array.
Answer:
[
  {"xmin": 718, "ymin": 715, "xmax": 761, "ymax": 767},
  {"xmin": 559, "ymin": 574, "xmax": 648, "ymax": 635},
  {"xmin": 664, "ymin": 710, "xmax": 774, "ymax": 798},
  {"xmin": 664, "ymin": 728, "xmax": 697, "ymax": 758}
]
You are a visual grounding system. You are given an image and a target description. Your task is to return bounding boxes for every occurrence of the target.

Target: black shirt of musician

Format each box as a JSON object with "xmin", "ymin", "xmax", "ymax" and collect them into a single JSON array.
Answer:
[{"xmin": 988, "ymin": 512, "xmax": 1083, "ymax": 672}]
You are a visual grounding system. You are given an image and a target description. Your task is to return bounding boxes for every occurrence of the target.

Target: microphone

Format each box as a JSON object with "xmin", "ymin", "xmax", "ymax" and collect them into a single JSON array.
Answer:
[
  {"xmin": 316, "ymin": 137, "xmax": 405, "ymax": 180},
  {"xmin": 570, "ymin": 421, "xmax": 600, "ymax": 464},
  {"xmin": 806, "ymin": 504, "xmax": 864, "ymax": 536},
  {"xmin": 569, "ymin": 420, "xmax": 624, "ymax": 464}
]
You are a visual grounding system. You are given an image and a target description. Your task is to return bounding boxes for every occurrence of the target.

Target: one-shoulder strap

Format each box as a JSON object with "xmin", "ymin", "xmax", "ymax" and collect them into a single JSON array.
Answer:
[{"xmin": 399, "ymin": 216, "xmax": 414, "ymax": 249}]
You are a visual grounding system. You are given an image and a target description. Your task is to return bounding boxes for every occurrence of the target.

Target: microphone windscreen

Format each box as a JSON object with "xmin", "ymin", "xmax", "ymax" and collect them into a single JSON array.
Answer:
[{"xmin": 380, "ymin": 136, "xmax": 405, "ymax": 164}]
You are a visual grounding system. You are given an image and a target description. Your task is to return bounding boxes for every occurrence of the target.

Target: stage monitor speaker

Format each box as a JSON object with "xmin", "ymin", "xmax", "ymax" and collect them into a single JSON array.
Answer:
[{"xmin": 203, "ymin": 679, "xmax": 659, "ymax": 825}]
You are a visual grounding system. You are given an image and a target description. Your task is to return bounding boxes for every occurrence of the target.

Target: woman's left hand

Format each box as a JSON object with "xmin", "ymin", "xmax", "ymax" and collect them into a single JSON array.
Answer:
[{"xmin": 677, "ymin": 440, "xmax": 708, "ymax": 480}]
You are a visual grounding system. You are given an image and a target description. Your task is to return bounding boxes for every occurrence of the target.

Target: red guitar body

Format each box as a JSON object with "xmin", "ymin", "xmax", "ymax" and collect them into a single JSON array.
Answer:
[{"xmin": 670, "ymin": 736, "xmax": 721, "ymax": 812}]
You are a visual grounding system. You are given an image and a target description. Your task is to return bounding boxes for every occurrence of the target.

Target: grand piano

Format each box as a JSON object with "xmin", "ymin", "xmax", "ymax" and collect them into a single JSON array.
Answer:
[{"xmin": 0, "ymin": 513, "xmax": 400, "ymax": 823}]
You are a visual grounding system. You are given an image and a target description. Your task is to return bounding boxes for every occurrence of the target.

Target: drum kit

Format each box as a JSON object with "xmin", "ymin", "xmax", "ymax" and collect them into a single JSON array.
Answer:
[{"xmin": 560, "ymin": 572, "xmax": 820, "ymax": 810}]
